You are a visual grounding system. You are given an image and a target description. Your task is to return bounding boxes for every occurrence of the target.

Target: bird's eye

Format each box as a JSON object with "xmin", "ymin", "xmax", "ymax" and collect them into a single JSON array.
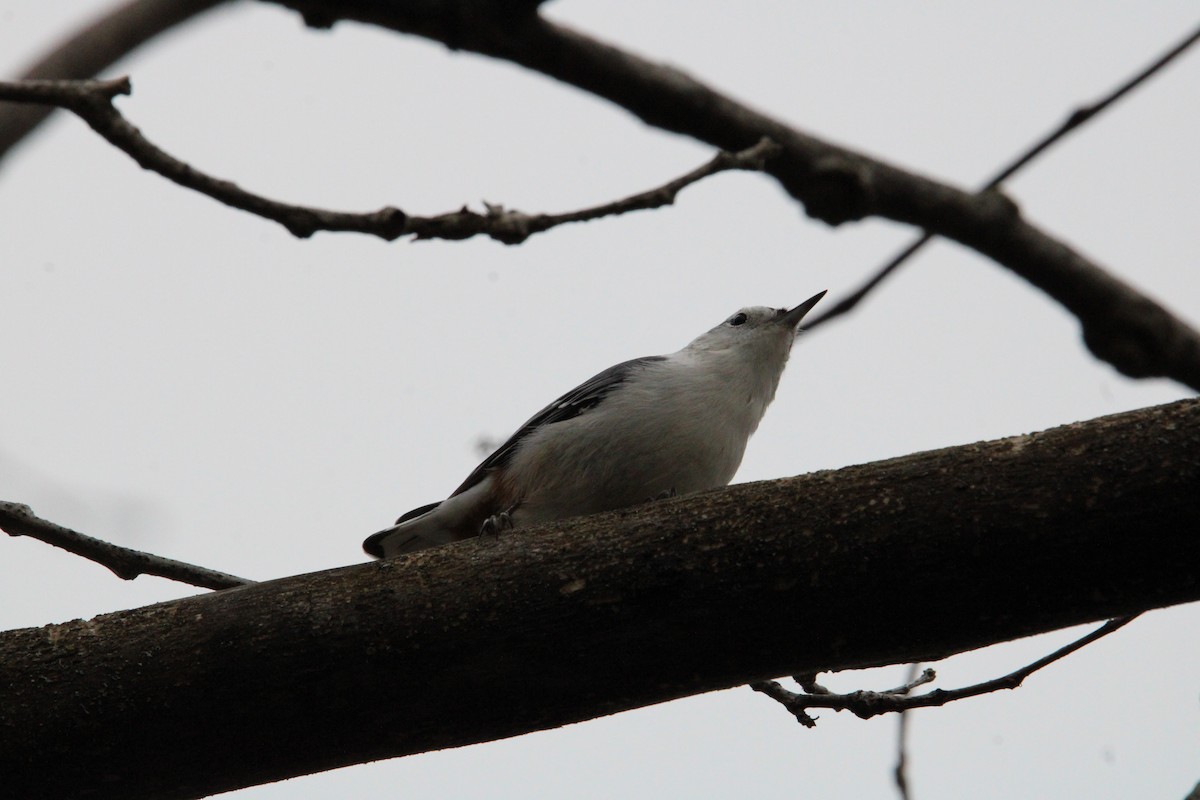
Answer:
[{"xmin": 728, "ymin": 312, "xmax": 748, "ymax": 327}]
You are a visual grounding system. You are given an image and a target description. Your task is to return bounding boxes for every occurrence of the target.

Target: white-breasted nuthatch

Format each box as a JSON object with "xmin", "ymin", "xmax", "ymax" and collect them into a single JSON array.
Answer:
[{"xmin": 363, "ymin": 290, "xmax": 826, "ymax": 559}]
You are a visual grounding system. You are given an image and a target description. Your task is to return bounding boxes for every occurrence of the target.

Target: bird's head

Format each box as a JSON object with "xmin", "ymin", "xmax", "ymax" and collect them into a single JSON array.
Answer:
[{"xmin": 685, "ymin": 290, "xmax": 826, "ymax": 360}]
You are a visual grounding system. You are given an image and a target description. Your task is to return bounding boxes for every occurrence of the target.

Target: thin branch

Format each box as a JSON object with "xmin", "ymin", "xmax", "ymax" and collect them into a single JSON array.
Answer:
[
  {"xmin": 0, "ymin": 77, "xmax": 779, "ymax": 242},
  {"xmin": 751, "ymin": 615, "xmax": 1139, "ymax": 725},
  {"xmin": 985, "ymin": 24, "xmax": 1200, "ymax": 188},
  {"xmin": 408, "ymin": 138, "xmax": 782, "ymax": 243},
  {"xmin": 0, "ymin": 501, "xmax": 252, "ymax": 591},
  {"xmin": 750, "ymin": 668, "xmax": 936, "ymax": 728},
  {"xmin": 894, "ymin": 662, "xmax": 921, "ymax": 800},
  {"xmin": 0, "ymin": 0, "xmax": 227, "ymax": 161},
  {"xmin": 0, "ymin": 77, "xmax": 408, "ymax": 240},
  {"xmin": 803, "ymin": 21, "xmax": 1200, "ymax": 332},
  {"xmin": 802, "ymin": 232, "xmax": 932, "ymax": 333}
]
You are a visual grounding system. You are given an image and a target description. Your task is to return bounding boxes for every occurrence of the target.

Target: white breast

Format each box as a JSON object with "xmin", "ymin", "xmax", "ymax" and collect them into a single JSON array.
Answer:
[{"xmin": 504, "ymin": 348, "xmax": 788, "ymax": 525}]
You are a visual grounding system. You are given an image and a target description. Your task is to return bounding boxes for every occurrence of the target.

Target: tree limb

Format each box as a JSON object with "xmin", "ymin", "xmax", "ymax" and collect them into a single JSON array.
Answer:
[
  {"xmin": 407, "ymin": 137, "xmax": 783, "ymax": 243},
  {"xmin": 751, "ymin": 667, "xmax": 937, "ymax": 729},
  {"xmin": 2, "ymin": 397, "xmax": 1198, "ymax": 800},
  {"xmin": 0, "ymin": 78, "xmax": 781, "ymax": 241},
  {"xmin": 0, "ymin": 501, "xmax": 252, "ymax": 590},
  {"xmin": 0, "ymin": 76, "xmax": 410, "ymax": 239},
  {"xmin": 268, "ymin": 2, "xmax": 1200, "ymax": 389},
  {"xmin": 751, "ymin": 615, "xmax": 1138, "ymax": 724}
]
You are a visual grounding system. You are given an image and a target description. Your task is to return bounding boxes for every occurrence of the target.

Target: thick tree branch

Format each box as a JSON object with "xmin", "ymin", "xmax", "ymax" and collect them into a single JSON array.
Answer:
[
  {"xmin": 0, "ymin": 78, "xmax": 779, "ymax": 241},
  {"xmin": 0, "ymin": 501, "xmax": 252, "ymax": 590},
  {"xmin": 2, "ymin": 397, "xmax": 1198, "ymax": 800},
  {"xmin": 0, "ymin": 0, "xmax": 227, "ymax": 160}
]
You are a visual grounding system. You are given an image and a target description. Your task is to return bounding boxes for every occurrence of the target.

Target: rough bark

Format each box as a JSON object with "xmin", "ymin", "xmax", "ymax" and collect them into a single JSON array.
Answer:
[{"xmin": 2, "ymin": 398, "xmax": 1198, "ymax": 799}]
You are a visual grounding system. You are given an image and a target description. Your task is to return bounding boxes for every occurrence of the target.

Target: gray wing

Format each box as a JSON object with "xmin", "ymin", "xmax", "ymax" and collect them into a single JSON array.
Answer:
[{"xmin": 446, "ymin": 355, "xmax": 667, "ymax": 498}]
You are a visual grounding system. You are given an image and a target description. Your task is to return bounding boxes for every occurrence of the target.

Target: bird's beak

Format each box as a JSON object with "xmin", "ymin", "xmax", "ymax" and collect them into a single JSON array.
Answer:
[{"xmin": 778, "ymin": 290, "xmax": 827, "ymax": 328}]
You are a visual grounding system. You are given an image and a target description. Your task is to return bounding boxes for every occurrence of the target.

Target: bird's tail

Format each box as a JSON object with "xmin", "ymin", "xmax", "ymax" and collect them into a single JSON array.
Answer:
[
  {"xmin": 364, "ymin": 478, "xmax": 498, "ymax": 559},
  {"xmin": 362, "ymin": 501, "xmax": 455, "ymax": 558}
]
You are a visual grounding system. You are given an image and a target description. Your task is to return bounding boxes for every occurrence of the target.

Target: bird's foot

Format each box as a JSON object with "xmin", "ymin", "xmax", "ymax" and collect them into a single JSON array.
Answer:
[
  {"xmin": 648, "ymin": 487, "xmax": 677, "ymax": 503},
  {"xmin": 480, "ymin": 510, "xmax": 514, "ymax": 538}
]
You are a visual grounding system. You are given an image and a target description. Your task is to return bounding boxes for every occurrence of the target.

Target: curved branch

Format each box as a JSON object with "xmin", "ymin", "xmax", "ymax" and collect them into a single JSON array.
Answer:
[
  {"xmin": 0, "ymin": 501, "xmax": 251, "ymax": 590},
  {"xmin": 0, "ymin": 77, "xmax": 781, "ymax": 241},
  {"xmin": 0, "ymin": 77, "xmax": 410, "ymax": 239},
  {"xmin": 407, "ymin": 137, "xmax": 782, "ymax": 243},
  {"xmin": 0, "ymin": 0, "xmax": 227, "ymax": 161},
  {"xmin": 271, "ymin": 2, "xmax": 1200, "ymax": 388}
]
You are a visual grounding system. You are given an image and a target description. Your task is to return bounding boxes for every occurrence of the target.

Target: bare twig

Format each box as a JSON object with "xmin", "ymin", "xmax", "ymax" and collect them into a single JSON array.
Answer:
[
  {"xmin": 0, "ymin": 77, "xmax": 409, "ymax": 240},
  {"xmin": 0, "ymin": 77, "xmax": 779, "ymax": 242},
  {"xmin": 0, "ymin": 0, "xmax": 227, "ymax": 161},
  {"xmin": 804, "ymin": 22, "xmax": 1200, "ymax": 333},
  {"xmin": 751, "ymin": 667, "xmax": 937, "ymax": 725},
  {"xmin": 752, "ymin": 615, "xmax": 1138, "ymax": 725},
  {"xmin": 408, "ymin": 138, "xmax": 782, "ymax": 243},
  {"xmin": 0, "ymin": 501, "xmax": 252, "ymax": 590},
  {"xmin": 894, "ymin": 662, "xmax": 922, "ymax": 800}
]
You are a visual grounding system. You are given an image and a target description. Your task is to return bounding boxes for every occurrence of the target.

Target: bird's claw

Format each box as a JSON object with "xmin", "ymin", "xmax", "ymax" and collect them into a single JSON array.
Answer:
[{"xmin": 480, "ymin": 510, "xmax": 513, "ymax": 537}]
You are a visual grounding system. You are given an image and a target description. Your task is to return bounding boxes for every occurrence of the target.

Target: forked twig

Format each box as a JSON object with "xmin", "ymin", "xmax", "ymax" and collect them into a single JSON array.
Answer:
[{"xmin": 752, "ymin": 615, "xmax": 1139, "ymax": 726}]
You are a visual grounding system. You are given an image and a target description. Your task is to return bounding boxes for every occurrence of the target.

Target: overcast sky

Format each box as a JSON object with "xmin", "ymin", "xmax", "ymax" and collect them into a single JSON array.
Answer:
[{"xmin": 2, "ymin": 2, "xmax": 1198, "ymax": 798}]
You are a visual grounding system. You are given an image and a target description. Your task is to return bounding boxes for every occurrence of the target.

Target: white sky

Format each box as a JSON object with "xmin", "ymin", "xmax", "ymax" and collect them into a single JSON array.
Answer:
[{"xmin": 1, "ymin": 2, "xmax": 1198, "ymax": 798}]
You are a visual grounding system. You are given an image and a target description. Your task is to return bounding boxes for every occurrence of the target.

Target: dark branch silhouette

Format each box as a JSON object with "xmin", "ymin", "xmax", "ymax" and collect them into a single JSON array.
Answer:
[
  {"xmin": 0, "ymin": 501, "xmax": 251, "ymax": 590},
  {"xmin": 751, "ymin": 615, "xmax": 1138, "ymax": 726},
  {"xmin": 804, "ymin": 22, "xmax": 1200, "ymax": 333},
  {"xmin": 407, "ymin": 138, "xmax": 783, "ymax": 243},
  {"xmin": 751, "ymin": 668, "xmax": 937, "ymax": 729},
  {"xmin": 0, "ymin": 77, "xmax": 781, "ymax": 242}
]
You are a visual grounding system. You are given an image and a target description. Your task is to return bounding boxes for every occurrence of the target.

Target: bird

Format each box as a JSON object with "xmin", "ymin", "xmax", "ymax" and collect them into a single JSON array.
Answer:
[{"xmin": 363, "ymin": 290, "xmax": 826, "ymax": 559}]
